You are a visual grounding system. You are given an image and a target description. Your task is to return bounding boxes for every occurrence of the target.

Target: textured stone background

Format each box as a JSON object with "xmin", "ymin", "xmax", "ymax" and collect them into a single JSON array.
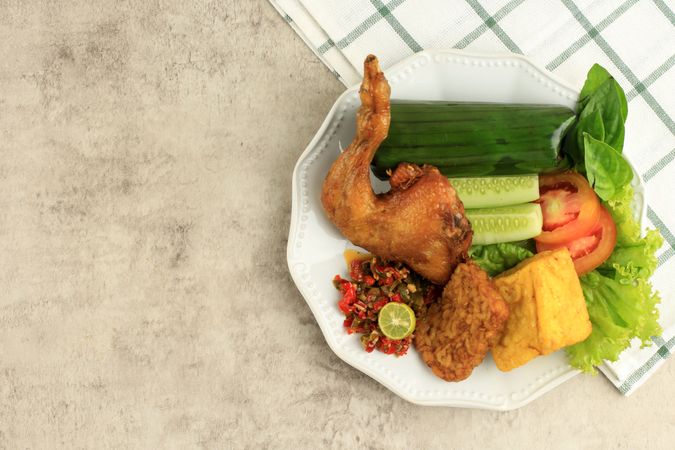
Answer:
[{"xmin": 0, "ymin": 1, "xmax": 672, "ymax": 448}]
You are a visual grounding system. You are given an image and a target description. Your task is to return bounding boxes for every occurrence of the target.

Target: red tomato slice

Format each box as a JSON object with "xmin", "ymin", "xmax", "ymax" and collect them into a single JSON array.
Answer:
[
  {"xmin": 539, "ymin": 188, "xmax": 582, "ymax": 230},
  {"xmin": 535, "ymin": 172, "xmax": 601, "ymax": 244},
  {"xmin": 566, "ymin": 234, "xmax": 601, "ymax": 259},
  {"xmin": 536, "ymin": 205, "xmax": 617, "ymax": 276}
]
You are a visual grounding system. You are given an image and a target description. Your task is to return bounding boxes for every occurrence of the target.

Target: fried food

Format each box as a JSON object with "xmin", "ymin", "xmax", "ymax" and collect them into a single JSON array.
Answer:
[
  {"xmin": 492, "ymin": 248, "xmax": 592, "ymax": 372},
  {"xmin": 320, "ymin": 55, "xmax": 472, "ymax": 285},
  {"xmin": 414, "ymin": 261, "xmax": 509, "ymax": 381}
]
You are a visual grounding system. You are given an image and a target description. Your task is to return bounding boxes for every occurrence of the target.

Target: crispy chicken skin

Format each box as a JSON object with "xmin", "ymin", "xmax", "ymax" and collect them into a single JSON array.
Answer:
[
  {"xmin": 414, "ymin": 262, "xmax": 509, "ymax": 381},
  {"xmin": 321, "ymin": 55, "xmax": 472, "ymax": 285}
]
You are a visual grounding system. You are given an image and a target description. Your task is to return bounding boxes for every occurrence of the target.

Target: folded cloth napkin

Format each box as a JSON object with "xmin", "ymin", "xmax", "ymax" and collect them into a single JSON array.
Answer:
[{"xmin": 272, "ymin": 0, "xmax": 675, "ymax": 395}]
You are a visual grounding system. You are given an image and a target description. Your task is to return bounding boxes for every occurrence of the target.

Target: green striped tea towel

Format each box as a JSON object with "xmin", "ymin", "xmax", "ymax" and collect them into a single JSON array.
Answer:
[{"xmin": 271, "ymin": 0, "xmax": 675, "ymax": 395}]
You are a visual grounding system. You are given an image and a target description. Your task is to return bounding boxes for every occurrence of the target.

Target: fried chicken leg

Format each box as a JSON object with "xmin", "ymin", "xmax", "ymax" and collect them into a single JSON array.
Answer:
[
  {"xmin": 414, "ymin": 262, "xmax": 509, "ymax": 381},
  {"xmin": 321, "ymin": 55, "xmax": 472, "ymax": 285}
]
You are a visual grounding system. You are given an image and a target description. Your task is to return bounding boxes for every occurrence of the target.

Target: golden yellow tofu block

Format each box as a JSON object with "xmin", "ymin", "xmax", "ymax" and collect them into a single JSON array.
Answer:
[{"xmin": 491, "ymin": 248, "xmax": 592, "ymax": 372}]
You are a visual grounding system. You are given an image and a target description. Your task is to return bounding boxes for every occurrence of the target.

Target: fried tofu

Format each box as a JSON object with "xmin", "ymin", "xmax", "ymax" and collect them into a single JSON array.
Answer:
[{"xmin": 491, "ymin": 248, "xmax": 592, "ymax": 372}]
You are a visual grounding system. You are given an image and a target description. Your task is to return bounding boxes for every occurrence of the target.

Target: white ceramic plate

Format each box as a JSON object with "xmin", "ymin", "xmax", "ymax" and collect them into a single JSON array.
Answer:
[{"xmin": 287, "ymin": 49, "xmax": 644, "ymax": 410}]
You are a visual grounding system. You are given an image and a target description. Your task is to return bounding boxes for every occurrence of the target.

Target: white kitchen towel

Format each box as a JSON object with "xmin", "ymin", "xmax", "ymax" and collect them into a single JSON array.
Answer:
[{"xmin": 272, "ymin": 0, "xmax": 675, "ymax": 395}]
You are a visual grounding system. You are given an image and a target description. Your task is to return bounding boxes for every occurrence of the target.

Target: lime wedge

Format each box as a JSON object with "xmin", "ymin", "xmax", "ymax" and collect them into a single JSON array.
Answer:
[{"xmin": 378, "ymin": 302, "xmax": 416, "ymax": 340}]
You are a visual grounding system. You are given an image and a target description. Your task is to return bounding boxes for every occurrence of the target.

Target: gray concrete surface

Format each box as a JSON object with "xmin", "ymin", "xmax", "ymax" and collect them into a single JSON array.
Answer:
[{"xmin": 0, "ymin": 1, "xmax": 672, "ymax": 448}]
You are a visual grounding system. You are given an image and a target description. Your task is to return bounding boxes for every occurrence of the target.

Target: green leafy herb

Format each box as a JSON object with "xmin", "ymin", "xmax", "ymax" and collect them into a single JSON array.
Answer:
[
  {"xmin": 581, "ymin": 77, "xmax": 626, "ymax": 152},
  {"xmin": 468, "ymin": 243, "xmax": 533, "ymax": 277},
  {"xmin": 583, "ymin": 133, "xmax": 633, "ymax": 201},
  {"xmin": 558, "ymin": 64, "xmax": 663, "ymax": 373},
  {"xmin": 566, "ymin": 223, "xmax": 662, "ymax": 373},
  {"xmin": 562, "ymin": 64, "xmax": 629, "ymax": 198},
  {"xmin": 578, "ymin": 63, "xmax": 613, "ymax": 104}
]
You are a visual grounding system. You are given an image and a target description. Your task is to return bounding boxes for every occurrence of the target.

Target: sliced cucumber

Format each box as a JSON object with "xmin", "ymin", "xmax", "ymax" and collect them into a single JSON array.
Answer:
[
  {"xmin": 466, "ymin": 203, "xmax": 543, "ymax": 245},
  {"xmin": 449, "ymin": 175, "xmax": 540, "ymax": 209}
]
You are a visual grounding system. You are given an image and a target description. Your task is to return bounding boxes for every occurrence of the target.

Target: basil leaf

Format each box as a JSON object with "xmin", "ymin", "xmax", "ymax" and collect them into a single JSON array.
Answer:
[
  {"xmin": 614, "ymin": 79, "xmax": 628, "ymax": 123},
  {"xmin": 583, "ymin": 132, "xmax": 633, "ymax": 201},
  {"xmin": 576, "ymin": 108, "xmax": 605, "ymax": 150},
  {"xmin": 563, "ymin": 66, "xmax": 628, "ymax": 170},
  {"xmin": 565, "ymin": 109, "xmax": 604, "ymax": 173},
  {"xmin": 578, "ymin": 79, "xmax": 626, "ymax": 153},
  {"xmin": 562, "ymin": 121, "xmax": 583, "ymax": 165},
  {"xmin": 579, "ymin": 64, "xmax": 613, "ymax": 106}
]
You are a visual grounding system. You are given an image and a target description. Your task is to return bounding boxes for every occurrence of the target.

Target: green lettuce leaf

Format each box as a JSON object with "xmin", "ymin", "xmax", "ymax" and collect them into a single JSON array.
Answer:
[
  {"xmin": 566, "ymin": 245, "xmax": 662, "ymax": 372},
  {"xmin": 565, "ymin": 183, "xmax": 663, "ymax": 373},
  {"xmin": 566, "ymin": 271, "xmax": 656, "ymax": 371},
  {"xmin": 605, "ymin": 184, "xmax": 642, "ymax": 245},
  {"xmin": 468, "ymin": 243, "xmax": 533, "ymax": 277}
]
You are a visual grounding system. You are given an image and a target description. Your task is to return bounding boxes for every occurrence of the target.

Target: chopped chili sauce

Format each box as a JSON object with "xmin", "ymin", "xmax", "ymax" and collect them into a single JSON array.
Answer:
[{"xmin": 333, "ymin": 256, "xmax": 440, "ymax": 357}]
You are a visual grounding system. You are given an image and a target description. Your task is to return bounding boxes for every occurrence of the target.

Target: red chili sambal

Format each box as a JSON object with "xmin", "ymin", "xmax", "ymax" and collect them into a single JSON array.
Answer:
[{"xmin": 333, "ymin": 255, "xmax": 440, "ymax": 357}]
